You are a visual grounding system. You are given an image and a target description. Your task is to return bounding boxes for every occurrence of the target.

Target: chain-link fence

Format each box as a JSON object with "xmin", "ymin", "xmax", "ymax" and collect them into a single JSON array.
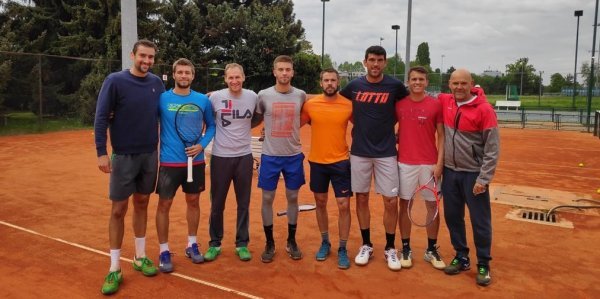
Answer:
[{"xmin": 0, "ymin": 51, "xmax": 233, "ymax": 134}]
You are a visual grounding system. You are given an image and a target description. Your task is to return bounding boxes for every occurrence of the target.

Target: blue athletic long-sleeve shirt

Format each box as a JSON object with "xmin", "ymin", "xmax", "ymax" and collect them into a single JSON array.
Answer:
[
  {"xmin": 159, "ymin": 89, "xmax": 216, "ymax": 166},
  {"xmin": 94, "ymin": 70, "xmax": 165, "ymax": 156}
]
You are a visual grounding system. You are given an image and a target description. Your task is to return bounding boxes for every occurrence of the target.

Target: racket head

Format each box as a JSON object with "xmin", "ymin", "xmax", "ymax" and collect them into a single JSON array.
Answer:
[
  {"xmin": 175, "ymin": 103, "xmax": 204, "ymax": 147},
  {"xmin": 408, "ymin": 184, "xmax": 440, "ymax": 227}
]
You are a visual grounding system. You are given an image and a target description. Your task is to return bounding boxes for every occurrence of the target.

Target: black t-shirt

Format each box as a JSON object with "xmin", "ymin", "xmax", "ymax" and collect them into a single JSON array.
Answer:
[{"xmin": 340, "ymin": 75, "xmax": 408, "ymax": 158}]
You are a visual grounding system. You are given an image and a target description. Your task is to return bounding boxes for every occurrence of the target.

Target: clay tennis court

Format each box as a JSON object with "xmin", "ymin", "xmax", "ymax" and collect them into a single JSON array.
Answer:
[{"xmin": 1, "ymin": 127, "xmax": 599, "ymax": 298}]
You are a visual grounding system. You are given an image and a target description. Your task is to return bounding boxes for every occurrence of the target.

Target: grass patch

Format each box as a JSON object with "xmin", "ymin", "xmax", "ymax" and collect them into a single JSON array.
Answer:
[{"xmin": 0, "ymin": 111, "xmax": 91, "ymax": 136}]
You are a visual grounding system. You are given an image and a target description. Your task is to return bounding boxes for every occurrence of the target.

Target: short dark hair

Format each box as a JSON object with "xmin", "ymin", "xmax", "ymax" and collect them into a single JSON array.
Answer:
[
  {"xmin": 364, "ymin": 45, "xmax": 386, "ymax": 60},
  {"xmin": 409, "ymin": 66, "xmax": 428, "ymax": 79},
  {"xmin": 273, "ymin": 55, "xmax": 293, "ymax": 69},
  {"xmin": 320, "ymin": 68, "xmax": 339, "ymax": 80},
  {"xmin": 132, "ymin": 39, "xmax": 158, "ymax": 54},
  {"xmin": 172, "ymin": 58, "xmax": 195, "ymax": 75}
]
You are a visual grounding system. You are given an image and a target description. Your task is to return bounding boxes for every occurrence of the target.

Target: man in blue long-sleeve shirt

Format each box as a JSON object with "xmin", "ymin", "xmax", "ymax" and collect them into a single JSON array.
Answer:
[{"xmin": 94, "ymin": 39, "xmax": 165, "ymax": 295}]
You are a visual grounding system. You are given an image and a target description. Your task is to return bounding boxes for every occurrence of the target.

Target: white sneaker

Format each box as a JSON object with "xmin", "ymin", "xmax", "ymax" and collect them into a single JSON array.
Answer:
[
  {"xmin": 424, "ymin": 247, "xmax": 446, "ymax": 270},
  {"xmin": 384, "ymin": 248, "xmax": 402, "ymax": 271},
  {"xmin": 354, "ymin": 245, "xmax": 373, "ymax": 265},
  {"xmin": 400, "ymin": 248, "xmax": 413, "ymax": 268}
]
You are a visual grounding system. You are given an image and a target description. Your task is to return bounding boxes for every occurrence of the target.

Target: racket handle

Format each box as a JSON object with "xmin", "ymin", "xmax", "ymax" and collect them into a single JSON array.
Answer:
[{"xmin": 187, "ymin": 156, "xmax": 193, "ymax": 182}]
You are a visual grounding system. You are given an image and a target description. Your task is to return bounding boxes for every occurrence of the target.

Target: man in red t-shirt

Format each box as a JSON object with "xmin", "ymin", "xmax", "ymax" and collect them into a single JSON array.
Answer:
[{"xmin": 395, "ymin": 66, "xmax": 446, "ymax": 271}]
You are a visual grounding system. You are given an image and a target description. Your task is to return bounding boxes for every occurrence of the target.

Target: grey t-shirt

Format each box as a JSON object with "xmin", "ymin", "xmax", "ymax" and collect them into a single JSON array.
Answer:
[
  {"xmin": 256, "ymin": 86, "xmax": 306, "ymax": 156},
  {"xmin": 209, "ymin": 88, "xmax": 257, "ymax": 157}
]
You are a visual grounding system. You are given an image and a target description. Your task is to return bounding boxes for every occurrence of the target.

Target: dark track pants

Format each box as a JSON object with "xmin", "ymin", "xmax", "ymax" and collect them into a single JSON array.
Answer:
[
  {"xmin": 209, "ymin": 154, "xmax": 254, "ymax": 247},
  {"xmin": 442, "ymin": 167, "xmax": 492, "ymax": 265}
]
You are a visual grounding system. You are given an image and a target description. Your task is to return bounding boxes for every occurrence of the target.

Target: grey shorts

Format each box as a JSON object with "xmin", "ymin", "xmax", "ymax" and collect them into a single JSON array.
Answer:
[
  {"xmin": 350, "ymin": 154, "xmax": 399, "ymax": 197},
  {"xmin": 155, "ymin": 164, "xmax": 206, "ymax": 199},
  {"xmin": 109, "ymin": 151, "xmax": 158, "ymax": 201}
]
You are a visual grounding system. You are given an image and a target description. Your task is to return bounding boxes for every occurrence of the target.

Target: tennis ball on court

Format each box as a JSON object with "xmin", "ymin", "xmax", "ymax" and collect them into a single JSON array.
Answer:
[
  {"xmin": 578, "ymin": 162, "xmax": 584, "ymax": 167},
  {"xmin": 597, "ymin": 188, "xmax": 600, "ymax": 194}
]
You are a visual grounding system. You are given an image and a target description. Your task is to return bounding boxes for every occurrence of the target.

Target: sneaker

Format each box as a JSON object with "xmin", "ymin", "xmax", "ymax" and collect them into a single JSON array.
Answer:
[
  {"xmin": 132, "ymin": 256, "xmax": 158, "ymax": 277},
  {"xmin": 185, "ymin": 243, "xmax": 204, "ymax": 264},
  {"xmin": 424, "ymin": 246, "xmax": 446, "ymax": 270},
  {"xmin": 400, "ymin": 248, "xmax": 413, "ymax": 268},
  {"xmin": 100, "ymin": 270, "xmax": 123, "ymax": 295},
  {"xmin": 236, "ymin": 247, "xmax": 252, "ymax": 261},
  {"xmin": 286, "ymin": 241, "xmax": 303, "ymax": 260},
  {"xmin": 158, "ymin": 251, "xmax": 173, "ymax": 273},
  {"xmin": 384, "ymin": 248, "xmax": 402, "ymax": 271},
  {"xmin": 337, "ymin": 248, "xmax": 350, "ymax": 270},
  {"xmin": 315, "ymin": 241, "xmax": 331, "ymax": 261},
  {"xmin": 261, "ymin": 242, "xmax": 275, "ymax": 263},
  {"xmin": 476, "ymin": 264, "xmax": 492, "ymax": 286},
  {"xmin": 444, "ymin": 256, "xmax": 471, "ymax": 275},
  {"xmin": 354, "ymin": 244, "xmax": 374, "ymax": 266},
  {"xmin": 204, "ymin": 246, "xmax": 221, "ymax": 262}
]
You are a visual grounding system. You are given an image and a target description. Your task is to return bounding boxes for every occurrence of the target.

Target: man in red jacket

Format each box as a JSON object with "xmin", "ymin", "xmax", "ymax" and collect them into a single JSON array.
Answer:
[{"xmin": 438, "ymin": 69, "xmax": 499, "ymax": 286}]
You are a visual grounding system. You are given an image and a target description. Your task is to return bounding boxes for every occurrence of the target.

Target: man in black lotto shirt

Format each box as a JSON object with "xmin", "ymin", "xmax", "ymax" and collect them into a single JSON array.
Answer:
[{"xmin": 339, "ymin": 45, "xmax": 409, "ymax": 271}]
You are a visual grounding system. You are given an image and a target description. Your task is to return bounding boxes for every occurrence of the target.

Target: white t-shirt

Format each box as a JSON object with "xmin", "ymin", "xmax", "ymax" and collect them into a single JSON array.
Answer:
[{"xmin": 209, "ymin": 88, "xmax": 257, "ymax": 157}]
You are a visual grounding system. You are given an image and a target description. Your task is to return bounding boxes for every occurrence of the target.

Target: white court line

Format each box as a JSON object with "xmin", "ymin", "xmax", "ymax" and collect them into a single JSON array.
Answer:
[{"xmin": 0, "ymin": 220, "xmax": 262, "ymax": 299}]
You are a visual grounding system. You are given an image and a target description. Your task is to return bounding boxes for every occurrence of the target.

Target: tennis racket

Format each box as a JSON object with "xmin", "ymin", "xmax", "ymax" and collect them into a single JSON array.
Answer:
[
  {"xmin": 408, "ymin": 176, "xmax": 442, "ymax": 227},
  {"xmin": 175, "ymin": 103, "xmax": 204, "ymax": 182},
  {"xmin": 276, "ymin": 204, "xmax": 316, "ymax": 216}
]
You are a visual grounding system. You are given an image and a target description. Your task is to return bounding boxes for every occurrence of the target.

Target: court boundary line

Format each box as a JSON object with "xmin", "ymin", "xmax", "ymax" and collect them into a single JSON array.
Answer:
[{"xmin": 0, "ymin": 220, "xmax": 262, "ymax": 299}]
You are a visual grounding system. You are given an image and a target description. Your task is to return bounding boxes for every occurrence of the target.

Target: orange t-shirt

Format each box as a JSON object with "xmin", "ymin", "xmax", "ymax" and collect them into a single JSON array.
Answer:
[{"xmin": 301, "ymin": 94, "xmax": 353, "ymax": 164}]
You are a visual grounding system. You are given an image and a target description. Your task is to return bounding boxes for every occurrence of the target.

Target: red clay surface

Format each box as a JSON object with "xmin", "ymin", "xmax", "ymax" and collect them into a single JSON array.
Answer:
[{"xmin": 1, "ymin": 127, "xmax": 600, "ymax": 298}]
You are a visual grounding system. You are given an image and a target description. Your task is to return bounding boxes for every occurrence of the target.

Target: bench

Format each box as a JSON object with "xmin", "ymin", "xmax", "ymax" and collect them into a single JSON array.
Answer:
[
  {"xmin": 495, "ymin": 100, "xmax": 521, "ymax": 110},
  {"xmin": 204, "ymin": 136, "xmax": 263, "ymax": 170}
]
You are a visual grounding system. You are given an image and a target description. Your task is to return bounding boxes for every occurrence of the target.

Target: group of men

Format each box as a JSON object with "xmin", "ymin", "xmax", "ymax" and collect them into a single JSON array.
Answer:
[{"xmin": 94, "ymin": 40, "xmax": 499, "ymax": 296}]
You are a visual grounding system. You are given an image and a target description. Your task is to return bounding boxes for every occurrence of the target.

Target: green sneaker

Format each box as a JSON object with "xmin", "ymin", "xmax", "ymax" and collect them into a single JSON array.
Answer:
[
  {"xmin": 235, "ymin": 247, "xmax": 252, "ymax": 261},
  {"xmin": 101, "ymin": 270, "xmax": 123, "ymax": 295},
  {"xmin": 476, "ymin": 264, "xmax": 492, "ymax": 286},
  {"xmin": 132, "ymin": 256, "xmax": 158, "ymax": 277},
  {"xmin": 204, "ymin": 247, "xmax": 221, "ymax": 262},
  {"xmin": 444, "ymin": 256, "xmax": 470, "ymax": 275}
]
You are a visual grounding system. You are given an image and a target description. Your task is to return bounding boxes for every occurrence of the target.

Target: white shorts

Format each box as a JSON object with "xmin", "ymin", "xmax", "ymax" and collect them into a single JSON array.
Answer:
[
  {"xmin": 350, "ymin": 155, "xmax": 399, "ymax": 197},
  {"xmin": 398, "ymin": 162, "xmax": 439, "ymax": 201}
]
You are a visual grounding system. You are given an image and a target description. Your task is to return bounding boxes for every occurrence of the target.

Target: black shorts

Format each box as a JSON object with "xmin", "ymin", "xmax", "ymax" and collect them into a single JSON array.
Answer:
[
  {"xmin": 155, "ymin": 164, "xmax": 206, "ymax": 199},
  {"xmin": 109, "ymin": 151, "xmax": 158, "ymax": 201},
  {"xmin": 309, "ymin": 160, "xmax": 352, "ymax": 198}
]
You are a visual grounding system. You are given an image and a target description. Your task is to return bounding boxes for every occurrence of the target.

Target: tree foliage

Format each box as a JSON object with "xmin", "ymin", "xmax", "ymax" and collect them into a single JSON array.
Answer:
[{"xmin": 415, "ymin": 42, "xmax": 430, "ymax": 67}]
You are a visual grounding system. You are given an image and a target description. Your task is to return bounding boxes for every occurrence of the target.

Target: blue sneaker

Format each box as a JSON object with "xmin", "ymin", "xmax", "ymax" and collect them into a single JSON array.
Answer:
[
  {"xmin": 158, "ymin": 251, "xmax": 173, "ymax": 273},
  {"xmin": 185, "ymin": 243, "xmax": 204, "ymax": 264},
  {"xmin": 315, "ymin": 241, "xmax": 331, "ymax": 261},
  {"xmin": 337, "ymin": 247, "xmax": 350, "ymax": 270}
]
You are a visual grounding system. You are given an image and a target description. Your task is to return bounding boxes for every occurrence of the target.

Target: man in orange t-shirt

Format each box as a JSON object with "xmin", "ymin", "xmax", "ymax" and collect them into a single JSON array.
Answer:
[{"xmin": 301, "ymin": 68, "xmax": 353, "ymax": 269}]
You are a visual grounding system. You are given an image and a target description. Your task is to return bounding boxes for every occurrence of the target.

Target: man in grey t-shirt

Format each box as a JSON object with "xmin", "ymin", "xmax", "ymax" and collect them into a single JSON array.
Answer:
[
  {"xmin": 252, "ymin": 55, "xmax": 306, "ymax": 263},
  {"xmin": 206, "ymin": 63, "xmax": 258, "ymax": 262}
]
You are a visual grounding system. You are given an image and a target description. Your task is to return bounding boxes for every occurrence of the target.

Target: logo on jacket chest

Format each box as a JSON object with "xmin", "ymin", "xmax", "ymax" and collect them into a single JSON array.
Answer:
[{"xmin": 220, "ymin": 99, "xmax": 252, "ymax": 127}]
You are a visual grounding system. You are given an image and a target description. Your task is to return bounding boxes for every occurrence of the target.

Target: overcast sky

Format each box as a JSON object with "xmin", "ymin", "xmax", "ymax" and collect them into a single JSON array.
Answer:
[{"xmin": 293, "ymin": 0, "xmax": 599, "ymax": 81}]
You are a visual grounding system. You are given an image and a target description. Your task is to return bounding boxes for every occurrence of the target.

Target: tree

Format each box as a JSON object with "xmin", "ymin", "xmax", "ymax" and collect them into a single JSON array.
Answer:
[
  {"xmin": 548, "ymin": 73, "xmax": 568, "ymax": 93},
  {"xmin": 415, "ymin": 42, "xmax": 431, "ymax": 67},
  {"xmin": 505, "ymin": 57, "xmax": 537, "ymax": 95}
]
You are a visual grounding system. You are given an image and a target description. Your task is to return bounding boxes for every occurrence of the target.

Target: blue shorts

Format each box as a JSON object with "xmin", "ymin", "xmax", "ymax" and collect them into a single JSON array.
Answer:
[
  {"xmin": 258, "ymin": 153, "xmax": 305, "ymax": 191},
  {"xmin": 309, "ymin": 160, "xmax": 352, "ymax": 198}
]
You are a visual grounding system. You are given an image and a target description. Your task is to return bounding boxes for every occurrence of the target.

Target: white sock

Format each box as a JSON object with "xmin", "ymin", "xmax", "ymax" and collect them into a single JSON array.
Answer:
[
  {"xmin": 188, "ymin": 236, "xmax": 197, "ymax": 248},
  {"xmin": 109, "ymin": 249, "xmax": 121, "ymax": 272},
  {"xmin": 135, "ymin": 237, "xmax": 146, "ymax": 258},
  {"xmin": 159, "ymin": 242, "xmax": 169, "ymax": 254}
]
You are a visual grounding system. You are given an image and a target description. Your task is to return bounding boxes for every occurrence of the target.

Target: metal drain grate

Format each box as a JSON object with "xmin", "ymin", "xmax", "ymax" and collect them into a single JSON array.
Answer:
[
  {"xmin": 505, "ymin": 208, "xmax": 573, "ymax": 228},
  {"xmin": 521, "ymin": 210, "xmax": 556, "ymax": 223}
]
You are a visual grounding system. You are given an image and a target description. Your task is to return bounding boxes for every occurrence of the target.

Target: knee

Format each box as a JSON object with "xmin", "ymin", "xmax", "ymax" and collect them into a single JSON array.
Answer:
[
  {"xmin": 315, "ymin": 197, "xmax": 328, "ymax": 208},
  {"xmin": 337, "ymin": 200, "xmax": 350, "ymax": 214},
  {"xmin": 383, "ymin": 196, "xmax": 398, "ymax": 209},
  {"xmin": 111, "ymin": 202, "xmax": 128, "ymax": 219},
  {"xmin": 157, "ymin": 200, "xmax": 172, "ymax": 214}
]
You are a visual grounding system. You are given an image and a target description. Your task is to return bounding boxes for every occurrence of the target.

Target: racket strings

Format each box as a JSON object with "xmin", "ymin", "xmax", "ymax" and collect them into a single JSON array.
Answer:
[{"xmin": 408, "ymin": 186, "xmax": 439, "ymax": 227}]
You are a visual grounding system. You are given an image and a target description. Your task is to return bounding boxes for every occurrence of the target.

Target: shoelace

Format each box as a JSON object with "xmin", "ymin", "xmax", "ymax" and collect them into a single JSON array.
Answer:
[
  {"xmin": 106, "ymin": 271, "xmax": 120, "ymax": 283},
  {"xmin": 359, "ymin": 246, "xmax": 370, "ymax": 256},
  {"xmin": 388, "ymin": 250, "xmax": 398, "ymax": 262}
]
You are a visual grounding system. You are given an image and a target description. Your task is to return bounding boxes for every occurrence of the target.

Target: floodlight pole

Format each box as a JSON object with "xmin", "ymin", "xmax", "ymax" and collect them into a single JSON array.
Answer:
[
  {"xmin": 587, "ymin": 0, "xmax": 599, "ymax": 132},
  {"xmin": 121, "ymin": 0, "xmax": 137, "ymax": 70},
  {"xmin": 392, "ymin": 25, "xmax": 400, "ymax": 78},
  {"xmin": 321, "ymin": 0, "xmax": 330, "ymax": 67},
  {"xmin": 573, "ymin": 10, "xmax": 583, "ymax": 108},
  {"xmin": 538, "ymin": 71, "xmax": 543, "ymax": 106},
  {"xmin": 441, "ymin": 54, "xmax": 445, "ymax": 92},
  {"xmin": 379, "ymin": 37, "xmax": 384, "ymax": 46},
  {"xmin": 404, "ymin": 0, "xmax": 412, "ymax": 84}
]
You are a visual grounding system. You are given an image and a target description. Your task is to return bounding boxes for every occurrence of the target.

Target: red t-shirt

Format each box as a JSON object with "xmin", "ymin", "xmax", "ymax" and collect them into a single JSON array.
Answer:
[{"xmin": 395, "ymin": 95, "xmax": 443, "ymax": 164}]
